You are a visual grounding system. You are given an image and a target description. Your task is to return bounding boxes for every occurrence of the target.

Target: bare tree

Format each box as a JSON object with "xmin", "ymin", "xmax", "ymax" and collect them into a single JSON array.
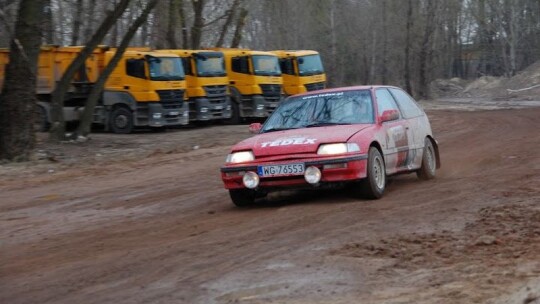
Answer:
[
  {"xmin": 76, "ymin": 0, "xmax": 159, "ymax": 137},
  {"xmin": 0, "ymin": 0, "xmax": 45, "ymax": 161},
  {"xmin": 49, "ymin": 0, "xmax": 131, "ymax": 142}
]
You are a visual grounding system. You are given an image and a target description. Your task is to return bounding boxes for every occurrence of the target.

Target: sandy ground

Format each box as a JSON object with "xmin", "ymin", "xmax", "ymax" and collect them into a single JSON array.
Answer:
[{"xmin": 1, "ymin": 99, "xmax": 539, "ymax": 304}]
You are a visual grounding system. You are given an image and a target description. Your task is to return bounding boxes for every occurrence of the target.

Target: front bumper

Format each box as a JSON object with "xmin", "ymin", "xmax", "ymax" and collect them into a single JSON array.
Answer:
[
  {"xmin": 221, "ymin": 154, "xmax": 368, "ymax": 190},
  {"xmin": 147, "ymin": 102, "xmax": 189, "ymax": 127},
  {"xmin": 190, "ymin": 97, "xmax": 232, "ymax": 121}
]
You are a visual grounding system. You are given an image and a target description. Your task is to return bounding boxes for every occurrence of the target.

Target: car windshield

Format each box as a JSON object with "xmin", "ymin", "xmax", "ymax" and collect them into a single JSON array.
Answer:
[
  {"xmin": 298, "ymin": 54, "xmax": 324, "ymax": 76},
  {"xmin": 195, "ymin": 53, "xmax": 226, "ymax": 77},
  {"xmin": 148, "ymin": 56, "xmax": 185, "ymax": 81},
  {"xmin": 261, "ymin": 90, "xmax": 374, "ymax": 133},
  {"xmin": 252, "ymin": 55, "xmax": 281, "ymax": 76}
]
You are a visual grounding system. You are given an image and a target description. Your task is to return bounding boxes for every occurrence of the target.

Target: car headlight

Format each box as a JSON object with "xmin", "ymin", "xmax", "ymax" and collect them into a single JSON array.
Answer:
[
  {"xmin": 226, "ymin": 151, "xmax": 255, "ymax": 163},
  {"xmin": 317, "ymin": 143, "xmax": 360, "ymax": 155}
]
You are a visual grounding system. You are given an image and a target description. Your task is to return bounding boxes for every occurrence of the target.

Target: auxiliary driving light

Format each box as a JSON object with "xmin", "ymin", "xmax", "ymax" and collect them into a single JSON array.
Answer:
[
  {"xmin": 200, "ymin": 107, "xmax": 208, "ymax": 113},
  {"xmin": 256, "ymin": 104, "xmax": 265, "ymax": 110},
  {"xmin": 243, "ymin": 171, "xmax": 260, "ymax": 189},
  {"xmin": 304, "ymin": 166, "xmax": 322, "ymax": 184}
]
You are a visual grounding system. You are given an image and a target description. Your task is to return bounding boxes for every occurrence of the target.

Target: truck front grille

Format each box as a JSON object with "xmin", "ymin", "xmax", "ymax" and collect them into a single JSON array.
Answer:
[
  {"xmin": 203, "ymin": 85, "xmax": 227, "ymax": 104},
  {"xmin": 304, "ymin": 82, "xmax": 325, "ymax": 91},
  {"xmin": 260, "ymin": 84, "xmax": 282, "ymax": 97},
  {"xmin": 156, "ymin": 89, "xmax": 184, "ymax": 109}
]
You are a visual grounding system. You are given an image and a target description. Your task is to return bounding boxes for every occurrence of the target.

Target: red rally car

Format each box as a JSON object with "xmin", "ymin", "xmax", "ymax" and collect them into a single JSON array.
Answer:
[{"xmin": 221, "ymin": 86, "xmax": 441, "ymax": 207}]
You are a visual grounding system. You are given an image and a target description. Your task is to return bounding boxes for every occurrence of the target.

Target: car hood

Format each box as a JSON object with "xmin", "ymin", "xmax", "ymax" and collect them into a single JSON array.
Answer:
[{"xmin": 233, "ymin": 125, "xmax": 371, "ymax": 157}]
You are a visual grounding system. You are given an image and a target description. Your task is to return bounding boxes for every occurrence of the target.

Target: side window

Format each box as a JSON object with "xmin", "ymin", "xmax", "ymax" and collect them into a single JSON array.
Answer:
[
  {"xmin": 126, "ymin": 59, "xmax": 146, "ymax": 79},
  {"xmin": 181, "ymin": 57, "xmax": 193, "ymax": 76},
  {"xmin": 375, "ymin": 88, "xmax": 400, "ymax": 117},
  {"xmin": 231, "ymin": 56, "xmax": 249, "ymax": 74},
  {"xmin": 389, "ymin": 88, "xmax": 424, "ymax": 118},
  {"xmin": 279, "ymin": 58, "xmax": 294, "ymax": 75}
]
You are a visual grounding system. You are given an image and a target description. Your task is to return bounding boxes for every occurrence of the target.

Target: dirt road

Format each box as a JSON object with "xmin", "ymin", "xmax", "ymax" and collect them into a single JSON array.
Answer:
[{"xmin": 1, "ymin": 102, "xmax": 539, "ymax": 304}]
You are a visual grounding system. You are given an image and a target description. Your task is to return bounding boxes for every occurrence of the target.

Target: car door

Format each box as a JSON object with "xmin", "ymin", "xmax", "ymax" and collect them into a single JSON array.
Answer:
[
  {"xmin": 389, "ymin": 88, "xmax": 425, "ymax": 170},
  {"xmin": 375, "ymin": 88, "xmax": 412, "ymax": 174}
]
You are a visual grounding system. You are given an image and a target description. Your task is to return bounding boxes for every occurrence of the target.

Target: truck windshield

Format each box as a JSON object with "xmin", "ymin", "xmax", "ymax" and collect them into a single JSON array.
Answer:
[
  {"xmin": 252, "ymin": 55, "xmax": 281, "ymax": 76},
  {"xmin": 148, "ymin": 57, "xmax": 185, "ymax": 81},
  {"xmin": 195, "ymin": 53, "xmax": 226, "ymax": 77},
  {"xmin": 298, "ymin": 54, "xmax": 324, "ymax": 76},
  {"xmin": 261, "ymin": 90, "xmax": 374, "ymax": 132}
]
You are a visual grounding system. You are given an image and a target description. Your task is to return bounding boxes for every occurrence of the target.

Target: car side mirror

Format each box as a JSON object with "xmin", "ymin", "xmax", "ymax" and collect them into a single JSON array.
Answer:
[
  {"xmin": 380, "ymin": 109, "xmax": 399, "ymax": 123},
  {"xmin": 249, "ymin": 123, "xmax": 262, "ymax": 134}
]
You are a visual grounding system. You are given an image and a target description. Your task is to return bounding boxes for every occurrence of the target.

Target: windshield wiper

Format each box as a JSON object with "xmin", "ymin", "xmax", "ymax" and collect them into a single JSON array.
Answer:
[
  {"xmin": 262, "ymin": 127, "xmax": 295, "ymax": 133},
  {"xmin": 305, "ymin": 122, "xmax": 350, "ymax": 128}
]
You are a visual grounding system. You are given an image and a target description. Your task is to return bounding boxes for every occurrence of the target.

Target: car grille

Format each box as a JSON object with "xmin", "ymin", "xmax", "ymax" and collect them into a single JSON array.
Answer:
[
  {"xmin": 156, "ymin": 89, "xmax": 184, "ymax": 109},
  {"xmin": 305, "ymin": 82, "xmax": 325, "ymax": 91},
  {"xmin": 260, "ymin": 84, "xmax": 282, "ymax": 97}
]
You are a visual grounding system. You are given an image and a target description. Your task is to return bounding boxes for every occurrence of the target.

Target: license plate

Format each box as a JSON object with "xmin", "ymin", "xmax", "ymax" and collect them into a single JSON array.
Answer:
[
  {"xmin": 169, "ymin": 111, "xmax": 179, "ymax": 116},
  {"xmin": 258, "ymin": 163, "xmax": 304, "ymax": 177}
]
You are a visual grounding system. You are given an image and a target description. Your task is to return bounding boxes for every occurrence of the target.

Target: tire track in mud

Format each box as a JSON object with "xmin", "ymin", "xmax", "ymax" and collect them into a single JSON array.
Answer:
[{"xmin": 1, "ymin": 107, "xmax": 540, "ymax": 304}]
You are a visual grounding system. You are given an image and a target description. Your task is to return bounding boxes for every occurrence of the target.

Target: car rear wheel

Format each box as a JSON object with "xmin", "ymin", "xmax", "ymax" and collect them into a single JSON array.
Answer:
[
  {"xmin": 361, "ymin": 147, "xmax": 386, "ymax": 199},
  {"xmin": 417, "ymin": 138, "xmax": 436, "ymax": 180},
  {"xmin": 229, "ymin": 189, "xmax": 255, "ymax": 207}
]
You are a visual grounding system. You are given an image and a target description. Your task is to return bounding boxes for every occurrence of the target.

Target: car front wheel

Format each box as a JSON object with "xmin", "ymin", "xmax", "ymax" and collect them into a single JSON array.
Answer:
[
  {"xmin": 363, "ymin": 147, "xmax": 386, "ymax": 199},
  {"xmin": 229, "ymin": 189, "xmax": 255, "ymax": 207}
]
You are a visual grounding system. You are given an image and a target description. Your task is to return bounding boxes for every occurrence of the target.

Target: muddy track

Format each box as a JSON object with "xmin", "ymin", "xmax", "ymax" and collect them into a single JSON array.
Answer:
[{"xmin": 1, "ymin": 106, "xmax": 539, "ymax": 304}]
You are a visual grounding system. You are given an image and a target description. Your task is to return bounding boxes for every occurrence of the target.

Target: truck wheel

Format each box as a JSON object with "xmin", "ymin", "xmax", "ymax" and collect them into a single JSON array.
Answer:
[
  {"xmin": 229, "ymin": 189, "xmax": 255, "ymax": 207},
  {"xmin": 110, "ymin": 107, "xmax": 133, "ymax": 134},
  {"xmin": 225, "ymin": 101, "xmax": 241, "ymax": 124},
  {"xmin": 34, "ymin": 105, "xmax": 50, "ymax": 132},
  {"xmin": 360, "ymin": 147, "xmax": 386, "ymax": 199},
  {"xmin": 417, "ymin": 138, "xmax": 436, "ymax": 180}
]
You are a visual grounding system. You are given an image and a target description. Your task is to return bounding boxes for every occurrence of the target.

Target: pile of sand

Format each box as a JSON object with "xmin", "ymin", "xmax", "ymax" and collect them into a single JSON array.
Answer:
[{"xmin": 431, "ymin": 61, "xmax": 540, "ymax": 100}]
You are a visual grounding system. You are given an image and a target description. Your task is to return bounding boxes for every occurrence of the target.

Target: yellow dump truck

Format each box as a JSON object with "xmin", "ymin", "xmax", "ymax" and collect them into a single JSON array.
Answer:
[
  {"xmin": 157, "ymin": 49, "xmax": 231, "ymax": 122},
  {"xmin": 0, "ymin": 45, "xmax": 189, "ymax": 133},
  {"xmin": 270, "ymin": 50, "xmax": 326, "ymax": 96},
  {"xmin": 212, "ymin": 48, "xmax": 284, "ymax": 123}
]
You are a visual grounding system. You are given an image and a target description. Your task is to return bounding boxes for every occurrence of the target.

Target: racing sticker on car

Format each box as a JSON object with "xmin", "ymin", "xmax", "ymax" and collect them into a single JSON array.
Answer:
[
  {"xmin": 387, "ymin": 126, "xmax": 407, "ymax": 147},
  {"xmin": 261, "ymin": 136, "xmax": 317, "ymax": 148}
]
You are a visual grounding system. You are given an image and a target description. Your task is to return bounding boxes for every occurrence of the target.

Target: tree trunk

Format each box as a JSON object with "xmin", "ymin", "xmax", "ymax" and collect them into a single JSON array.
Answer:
[
  {"xmin": 418, "ymin": 1, "xmax": 437, "ymax": 99},
  {"xmin": 48, "ymin": 0, "xmax": 131, "ymax": 142},
  {"xmin": 230, "ymin": 7, "xmax": 248, "ymax": 48},
  {"xmin": 403, "ymin": 0, "xmax": 414, "ymax": 96},
  {"xmin": 216, "ymin": 0, "xmax": 241, "ymax": 47},
  {"xmin": 43, "ymin": 0, "xmax": 55, "ymax": 44},
  {"xmin": 71, "ymin": 0, "xmax": 84, "ymax": 45},
  {"xmin": 178, "ymin": 0, "xmax": 188, "ymax": 48},
  {"xmin": 0, "ymin": 0, "xmax": 45, "ymax": 161},
  {"xmin": 76, "ymin": 0, "xmax": 159, "ymax": 137},
  {"xmin": 166, "ymin": 0, "xmax": 178, "ymax": 48},
  {"xmin": 190, "ymin": 0, "xmax": 205, "ymax": 49}
]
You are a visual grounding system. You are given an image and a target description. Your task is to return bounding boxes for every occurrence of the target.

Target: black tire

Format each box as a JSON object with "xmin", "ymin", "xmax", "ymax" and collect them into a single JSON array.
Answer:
[
  {"xmin": 34, "ymin": 105, "xmax": 50, "ymax": 132},
  {"xmin": 229, "ymin": 189, "xmax": 255, "ymax": 207},
  {"xmin": 417, "ymin": 138, "xmax": 437, "ymax": 180},
  {"xmin": 358, "ymin": 147, "xmax": 386, "ymax": 199},
  {"xmin": 109, "ymin": 107, "xmax": 133, "ymax": 134},
  {"xmin": 225, "ymin": 101, "xmax": 241, "ymax": 125}
]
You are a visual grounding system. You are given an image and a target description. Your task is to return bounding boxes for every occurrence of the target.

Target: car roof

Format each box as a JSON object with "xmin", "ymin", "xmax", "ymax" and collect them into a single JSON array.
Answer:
[{"xmin": 293, "ymin": 85, "xmax": 401, "ymax": 97}]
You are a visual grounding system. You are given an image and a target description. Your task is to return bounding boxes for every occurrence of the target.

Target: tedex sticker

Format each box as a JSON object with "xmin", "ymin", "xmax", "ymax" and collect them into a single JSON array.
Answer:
[{"xmin": 261, "ymin": 137, "xmax": 317, "ymax": 148}]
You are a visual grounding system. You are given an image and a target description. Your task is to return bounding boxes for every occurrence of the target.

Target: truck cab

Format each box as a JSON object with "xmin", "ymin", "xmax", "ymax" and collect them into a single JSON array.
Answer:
[
  {"xmin": 214, "ymin": 48, "xmax": 284, "ymax": 123},
  {"xmin": 271, "ymin": 50, "xmax": 326, "ymax": 96},
  {"xmin": 157, "ymin": 49, "xmax": 232, "ymax": 122},
  {"xmin": 102, "ymin": 50, "xmax": 189, "ymax": 132}
]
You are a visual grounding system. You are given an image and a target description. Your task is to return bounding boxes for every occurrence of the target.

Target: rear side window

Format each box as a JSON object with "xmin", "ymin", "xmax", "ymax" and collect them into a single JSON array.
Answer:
[
  {"xmin": 389, "ymin": 88, "xmax": 424, "ymax": 118},
  {"xmin": 231, "ymin": 56, "xmax": 249, "ymax": 74},
  {"xmin": 375, "ymin": 88, "xmax": 401, "ymax": 117},
  {"xmin": 126, "ymin": 59, "xmax": 146, "ymax": 79}
]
